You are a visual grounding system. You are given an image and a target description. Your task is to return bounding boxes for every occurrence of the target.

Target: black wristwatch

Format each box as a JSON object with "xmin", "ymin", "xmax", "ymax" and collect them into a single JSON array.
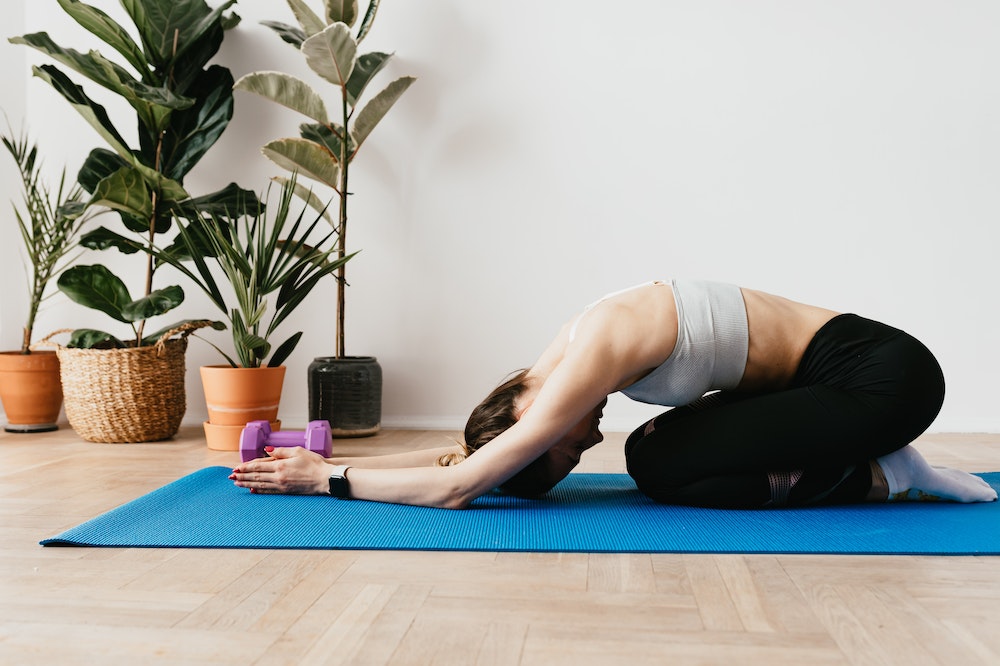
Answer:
[{"xmin": 328, "ymin": 465, "xmax": 351, "ymax": 498}]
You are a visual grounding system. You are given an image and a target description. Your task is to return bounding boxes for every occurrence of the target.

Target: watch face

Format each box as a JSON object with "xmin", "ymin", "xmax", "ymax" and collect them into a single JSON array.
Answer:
[{"xmin": 328, "ymin": 475, "xmax": 349, "ymax": 498}]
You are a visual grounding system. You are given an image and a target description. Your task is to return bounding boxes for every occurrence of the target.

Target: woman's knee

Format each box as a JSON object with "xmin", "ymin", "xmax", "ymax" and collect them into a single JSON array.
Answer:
[{"xmin": 625, "ymin": 437, "xmax": 687, "ymax": 499}]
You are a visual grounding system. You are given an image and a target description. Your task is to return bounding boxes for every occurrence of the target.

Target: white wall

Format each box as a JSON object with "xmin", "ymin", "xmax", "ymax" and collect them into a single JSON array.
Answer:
[
  {"xmin": 2, "ymin": 1, "xmax": 999, "ymax": 433},
  {"xmin": 0, "ymin": 1, "xmax": 27, "ymax": 348}
]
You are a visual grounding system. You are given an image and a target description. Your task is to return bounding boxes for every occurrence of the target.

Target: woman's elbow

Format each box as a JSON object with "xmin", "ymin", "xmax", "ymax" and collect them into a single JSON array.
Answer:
[
  {"xmin": 434, "ymin": 475, "xmax": 480, "ymax": 509},
  {"xmin": 438, "ymin": 495, "xmax": 471, "ymax": 510},
  {"xmin": 437, "ymin": 483, "xmax": 476, "ymax": 509}
]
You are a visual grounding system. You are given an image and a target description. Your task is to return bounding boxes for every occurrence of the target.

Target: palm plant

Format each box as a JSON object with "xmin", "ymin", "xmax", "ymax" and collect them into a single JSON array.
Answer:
[
  {"xmin": 144, "ymin": 176, "xmax": 356, "ymax": 368},
  {"xmin": 234, "ymin": 0, "xmax": 415, "ymax": 358},
  {"xmin": 2, "ymin": 128, "xmax": 92, "ymax": 354}
]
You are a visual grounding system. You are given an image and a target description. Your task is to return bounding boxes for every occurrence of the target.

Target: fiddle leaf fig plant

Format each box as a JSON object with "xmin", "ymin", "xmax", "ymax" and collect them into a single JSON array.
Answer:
[
  {"xmin": 9, "ymin": 0, "xmax": 258, "ymax": 348},
  {"xmin": 234, "ymin": 0, "xmax": 415, "ymax": 358},
  {"xmin": 2, "ymin": 127, "xmax": 93, "ymax": 353}
]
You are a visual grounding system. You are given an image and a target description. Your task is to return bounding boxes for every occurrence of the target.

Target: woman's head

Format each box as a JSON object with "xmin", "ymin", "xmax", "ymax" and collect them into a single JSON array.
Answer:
[
  {"xmin": 439, "ymin": 369, "xmax": 558, "ymax": 497},
  {"xmin": 445, "ymin": 369, "xmax": 605, "ymax": 498},
  {"xmin": 463, "ymin": 369, "xmax": 531, "ymax": 457}
]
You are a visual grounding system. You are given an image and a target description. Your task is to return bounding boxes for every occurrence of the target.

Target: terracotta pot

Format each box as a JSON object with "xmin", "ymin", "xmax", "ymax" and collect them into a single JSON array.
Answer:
[
  {"xmin": 200, "ymin": 365, "xmax": 286, "ymax": 426},
  {"xmin": 0, "ymin": 351, "xmax": 63, "ymax": 432},
  {"xmin": 204, "ymin": 419, "xmax": 281, "ymax": 452}
]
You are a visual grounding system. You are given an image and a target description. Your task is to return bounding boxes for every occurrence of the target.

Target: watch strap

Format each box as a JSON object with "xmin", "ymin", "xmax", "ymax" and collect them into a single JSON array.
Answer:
[{"xmin": 328, "ymin": 465, "xmax": 351, "ymax": 498}]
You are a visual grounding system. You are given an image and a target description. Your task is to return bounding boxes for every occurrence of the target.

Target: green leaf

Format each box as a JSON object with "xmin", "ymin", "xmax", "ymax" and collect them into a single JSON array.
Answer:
[
  {"xmin": 287, "ymin": 0, "xmax": 327, "ymax": 37},
  {"xmin": 167, "ymin": 19, "xmax": 225, "ymax": 95},
  {"xmin": 159, "ymin": 65, "xmax": 235, "ymax": 181},
  {"xmin": 12, "ymin": 32, "xmax": 193, "ymax": 134},
  {"xmin": 31, "ymin": 65, "xmax": 133, "ymax": 161},
  {"xmin": 234, "ymin": 71, "xmax": 329, "ymax": 124},
  {"xmin": 326, "ymin": 0, "xmax": 359, "ymax": 27},
  {"xmin": 221, "ymin": 13, "xmax": 241, "ymax": 31},
  {"xmin": 56, "ymin": 0, "xmax": 148, "ymax": 74},
  {"xmin": 67, "ymin": 328, "xmax": 127, "ymax": 349},
  {"xmin": 245, "ymin": 300, "xmax": 268, "ymax": 328},
  {"xmin": 88, "ymin": 159, "xmax": 189, "ymax": 212},
  {"xmin": 271, "ymin": 251, "xmax": 356, "ymax": 331},
  {"xmin": 302, "ymin": 23, "xmax": 357, "ymax": 89},
  {"xmin": 267, "ymin": 331, "xmax": 303, "ymax": 368},
  {"xmin": 58, "ymin": 264, "xmax": 132, "ymax": 323},
  {"xmin": 140, "ymin": 319, "xmax": 226, "ymax": 347},
  {"xmin": 120, "ymin": 0, "xmax": 237, "ymax": 69},
  {"xmin": 174, "ymin": 182, "xmax": 263, "ymax": 221},
  {"xmin": 345, "ymin": 51, "xmax": 391, "ymax": 107},
  {"xmin": 237, "ymin": 330, "xmax": 270, "ymax": 366},
  {"xmin": 270, "ymin": 176, "xmax": 335, "ymax": 227},
  {"xmin": 80, "ymin": 226, "xmax": 144, "ymax": 254},
  {"xmin": 159, "ymin": 218, "xmax": 220, "ymax": 262},
  {"xmin": 78, "ymin": 148, "xmax": 129, "ymax": 194},
  {"xmin": 136, "ymin": 165, "xmax": 190, "ymax": 204},
  {"xmin": 299, "ymin": 122, "xmax": 354, "ymax": 162},
  {"xmin": 177, "ymin": 0, "xmax": 239, "ymax": 62},
  {"xmin": 261, "ymin": 138, "xmax": 340, "ymax": 190},
  {"xmin": 150, "ymin": 217, "xmax": 229, "ymax": 311},
  {"xmin": 261, "ymin": 20, "xmax": 306, "ymax": 48},
  {"xmin": 355, "ymin": 0, "xmax": 380, "ymax": 43},
  {"xmin": 57, "ymin": 200, "xmax": 89, "ymax": 221},
  {"xmin": 90, "ymin": 167, "xmax": 153, "ymax": 220},
  {"xmin": 351, "ymin": 76, "xmax": 415, "ymax": 151},
  {"xmin": 120, "ymin": 285, "xmax": 184, "ymax": 322}
]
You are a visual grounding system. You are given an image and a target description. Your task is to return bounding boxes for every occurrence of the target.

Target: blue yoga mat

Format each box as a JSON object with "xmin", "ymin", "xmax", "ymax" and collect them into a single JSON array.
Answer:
[{"xmin": 41, "ymin": 467, "xmax": 1000, "ymax": 554}]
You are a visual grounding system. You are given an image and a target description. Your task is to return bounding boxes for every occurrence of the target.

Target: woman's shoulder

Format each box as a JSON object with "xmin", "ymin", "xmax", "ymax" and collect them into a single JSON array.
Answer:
[{"xmin": 567, "ymin": 284, "xmax": 680, "ymax": 385}]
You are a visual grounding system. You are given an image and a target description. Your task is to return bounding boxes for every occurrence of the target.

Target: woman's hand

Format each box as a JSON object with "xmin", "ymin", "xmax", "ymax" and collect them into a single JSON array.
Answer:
[{"xmin": 230, "ymin": 446, "xmax": 331, "ymax": 495}]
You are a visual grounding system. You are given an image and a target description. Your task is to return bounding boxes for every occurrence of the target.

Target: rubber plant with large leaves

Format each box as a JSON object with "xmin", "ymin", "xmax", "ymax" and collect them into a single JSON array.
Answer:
[
  {"xmin": 234, "ymin": 0, "xmax": 415, "ymax": 358},
  {"xmin": 10, "ymin": 0, "xmax": 258, "ymax": 349}
]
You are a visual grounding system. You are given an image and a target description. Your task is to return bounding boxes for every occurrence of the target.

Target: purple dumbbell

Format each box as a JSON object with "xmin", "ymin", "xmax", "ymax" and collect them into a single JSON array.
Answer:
[{"xmin": 239, "ymin": 420, "xmax": 333, "ymax": 462}]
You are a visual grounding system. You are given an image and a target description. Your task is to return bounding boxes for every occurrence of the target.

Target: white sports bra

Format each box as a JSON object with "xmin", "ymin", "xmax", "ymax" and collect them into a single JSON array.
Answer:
[{"xmin": 569, "ymin": 279, "xmax": 749, "ymax": 406}]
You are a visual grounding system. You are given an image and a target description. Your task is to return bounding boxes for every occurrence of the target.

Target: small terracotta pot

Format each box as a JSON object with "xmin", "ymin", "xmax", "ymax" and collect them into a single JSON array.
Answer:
[
  {"xmin": 204, "ymin": 419, "xmax": 281, "ymax": 452},
  {"xmin": 200, "ymin": 365, "xmax": 286, "ymax": 426},
  {"xmin": 0, "ymin": 351, "xmax": 63, "ymax": 432}
]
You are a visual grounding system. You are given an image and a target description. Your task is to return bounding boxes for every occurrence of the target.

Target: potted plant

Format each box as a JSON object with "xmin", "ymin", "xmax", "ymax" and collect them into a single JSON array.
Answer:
[
  {"xmin": 234, "ymin": 0, "xmax": 415, "ymax": 436},
  {"xmin": 0, "ymin": 128, "xmax": 91, "ymax": 432},
  {"xmin": 9, "ymin": 0, "xmax": 259, "ymax": 442},
  {"xmin": 144, "ymin": 175, "xmax": 355, "ymax": 450}
]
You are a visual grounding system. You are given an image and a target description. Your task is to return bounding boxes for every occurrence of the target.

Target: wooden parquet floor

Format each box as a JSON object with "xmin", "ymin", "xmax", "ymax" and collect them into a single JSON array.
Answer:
[{"xmin": 1, "ymin": 425, "xmax": 998, "ymax": 665}]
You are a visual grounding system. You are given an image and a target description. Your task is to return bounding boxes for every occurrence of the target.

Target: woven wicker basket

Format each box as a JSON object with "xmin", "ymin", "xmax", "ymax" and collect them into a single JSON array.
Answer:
[{"xmin": 48, "ymin": 322, "xmax": 209, "ymax": 443}]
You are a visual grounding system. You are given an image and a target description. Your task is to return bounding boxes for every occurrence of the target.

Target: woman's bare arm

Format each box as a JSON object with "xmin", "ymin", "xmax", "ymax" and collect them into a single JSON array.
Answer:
[
  {"xmin": 233, "ymin": 300, "xmax": 660, "ymax": 508},
  {"xmin": 232, "ymin": 343, "xmax": 619, "ymax": 509},
  {"xmin": 329, "ymin": 445, "xmax": 463, "ymax": 469}
]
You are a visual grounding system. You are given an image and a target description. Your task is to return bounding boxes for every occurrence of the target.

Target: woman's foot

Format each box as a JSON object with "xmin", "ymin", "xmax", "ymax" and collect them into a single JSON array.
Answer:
[{"xmin": 876, "ymin": 445, "xmax": 997, "ymax": 502}]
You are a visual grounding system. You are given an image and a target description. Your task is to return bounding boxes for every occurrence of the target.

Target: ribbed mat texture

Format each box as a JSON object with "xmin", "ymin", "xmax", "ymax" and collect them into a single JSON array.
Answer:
[{"xmin": 42, "ymin": 467, "xmax": 1000, "ymax": 554}]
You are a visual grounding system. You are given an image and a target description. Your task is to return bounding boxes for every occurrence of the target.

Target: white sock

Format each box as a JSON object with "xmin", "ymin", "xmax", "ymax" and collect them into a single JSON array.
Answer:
[{"xmin": 876, "ymin": 445, "xmax": 997, "ymax": 503}]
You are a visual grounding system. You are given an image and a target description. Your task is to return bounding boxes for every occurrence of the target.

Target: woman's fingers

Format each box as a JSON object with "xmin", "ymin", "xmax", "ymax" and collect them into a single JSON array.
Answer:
[{"xmin": 230, "ymin": 447, "xmax": 326, "ymax": 495}]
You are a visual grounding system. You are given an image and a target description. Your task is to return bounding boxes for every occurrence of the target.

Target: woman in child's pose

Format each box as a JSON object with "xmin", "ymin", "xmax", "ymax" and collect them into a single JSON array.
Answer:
[{"xmin": 232, "ymin": 280, "xmax": 996, "ymax": 508}]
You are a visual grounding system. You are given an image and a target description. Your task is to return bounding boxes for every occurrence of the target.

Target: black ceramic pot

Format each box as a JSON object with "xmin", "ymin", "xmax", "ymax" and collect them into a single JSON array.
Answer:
[{"xmin": 308, "ymin": 356, "xmax": 382, "ymax": 437}]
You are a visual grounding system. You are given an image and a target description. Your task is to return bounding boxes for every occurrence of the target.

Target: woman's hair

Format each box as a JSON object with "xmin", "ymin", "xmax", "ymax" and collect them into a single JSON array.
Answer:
[{"xmin": 436, "ymin": 369, "xmax": 556, "ymax": 497}]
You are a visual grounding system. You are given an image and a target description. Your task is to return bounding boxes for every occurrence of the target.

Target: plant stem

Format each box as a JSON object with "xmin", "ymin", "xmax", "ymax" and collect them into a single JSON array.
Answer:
[
  {"xmin": 337, "ymin": 82, "xmax": 349, "ymax": 358},
  {"xmin": 136, "ymin": 28, "xmax": 177, "ymax": 347}
]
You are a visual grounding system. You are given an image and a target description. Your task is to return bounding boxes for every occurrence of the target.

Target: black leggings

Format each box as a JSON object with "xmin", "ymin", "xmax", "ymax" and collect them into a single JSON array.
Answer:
[{"xmin": 624, "ymin": 314, "xmax": 945, "ymax": 508}]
